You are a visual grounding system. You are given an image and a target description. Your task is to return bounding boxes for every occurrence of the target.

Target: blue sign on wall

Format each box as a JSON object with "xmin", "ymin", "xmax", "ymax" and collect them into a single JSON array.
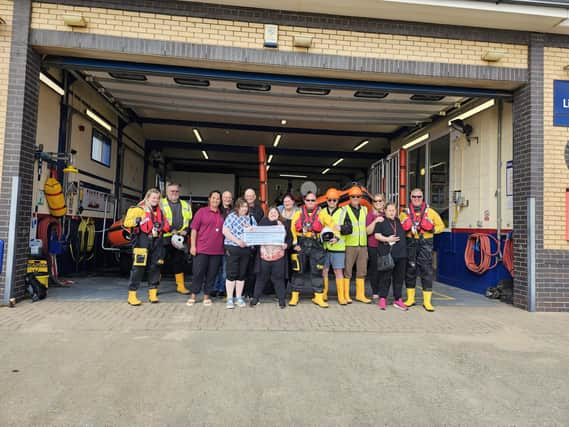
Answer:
[{"xmin": 554, "ymin": 80, "xmax": 569, "ymax": 126}]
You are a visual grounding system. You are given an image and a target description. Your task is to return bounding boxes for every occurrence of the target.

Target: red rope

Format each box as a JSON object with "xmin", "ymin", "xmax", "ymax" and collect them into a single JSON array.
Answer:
[
  {"xmin": 464, "ymin": 233, "xmax": 500, "ymax": 274},
  {"xmin": 503, "ymin": 236, "xmax": 514, "ymax": 277}
]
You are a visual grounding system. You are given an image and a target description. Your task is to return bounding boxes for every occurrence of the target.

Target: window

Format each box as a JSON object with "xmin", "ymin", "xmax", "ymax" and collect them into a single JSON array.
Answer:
[
  {"xmin": 91, "ymin": 128, "xmax": 112, "ymax": 167},
  {"xmin": 407, "ymin": 144, "xmax": 426, "ymax": 196}
]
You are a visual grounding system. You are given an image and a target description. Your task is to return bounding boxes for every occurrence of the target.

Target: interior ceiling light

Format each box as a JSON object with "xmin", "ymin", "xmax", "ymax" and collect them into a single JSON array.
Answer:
[
  {"xmin": 322, "ymin": 168, "xmax": 330, "ymax": 175},
  {"xmin": 411, "ymin": 94, "xmax": 445, "ymax": 102},
  {"xmin": 332, "ymin": 158, "xmax": 344, "ymax": 167},
  {"xmin": 174, "ymin": 77, "xmax": 210, "ymax": 87},
  {"xmin": 273, "ymin": 134, "xmax": 282, "ymax": 147},
  {"xmin": 296, "ymin": 87, "xmax": 331, "ymax": 96},
  {"xmin": 354, "ymin": 90, "xmax": 388, "ymax": 99},
  {"xmin": 193, "ymin": 128, "xmax": 203, "ymax": 143},
  {"xmin": 280, "ymin": 173, "xmax": 308, "ymax": 178},
  {"xmin": 281, "ymin": 119, "xmax": 287, "ymax": 125},
  {"xmin": 109, "ymin": 72, "xmax": 147, "ymax": 82},
  {"xmin": 86, "ymin": 109, "xmax": 112, "ymax": 131},
  {"xmin": 267, "ymin": 154, "xmax": 274, "ymax": 164},
  {"xmin": 266, "ymin": 165, "xmax": 271, "ymax": 172},
  {"xmin": 402, "ymin": 133, "xmax": 429, "ymax": 150},
  {"xmin": 236, "ymin": 82, "xmax": 271, "ymax": 92},
  {"xmin": 448, "ymin": 99, "xmax": 495, "ymax": 126},
  {"xmin": 353, "ymin": 140, "xmax": 369, "ymax": 151},
  {"xmin": 201, "ymin": 150, "xmax": 209, "ymax": 160},
  {"xmin": 39, "ymin": 72, "xmax": 65, "ymax": 96}
]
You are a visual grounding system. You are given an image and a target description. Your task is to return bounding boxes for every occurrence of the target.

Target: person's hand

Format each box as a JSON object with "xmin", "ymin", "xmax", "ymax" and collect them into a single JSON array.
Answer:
[
  {"xmin": 238, "ymin": 239, "xmax": 247, "ymax": 248},
  {"xmin": 179, "ymin": 230, "xmax": 187, "ymax": 237},
  {"xmin": 281, "ymin": 243, "xmax": 287, "ymax": 249},
  {"xmin": 190, "ymin": 246, "xmax": 197, "ymax": 256},
  {"xmin": 329, "ymin": 237, "xmax": 338, "ymax": 244},
  {"xmin": 294, "ymin": 245, "xmax": 301, "ymax": 252},
  {"xmin": 333, "ymin": 224, "xmax": 341, "ymax": 232},
  {"xmin": 389, "ymin": 235, "xmax": 400, "ymax": 243},
  {"xmin": 376, "ymin": 216, "xmax": 384, "ymax": 223}
]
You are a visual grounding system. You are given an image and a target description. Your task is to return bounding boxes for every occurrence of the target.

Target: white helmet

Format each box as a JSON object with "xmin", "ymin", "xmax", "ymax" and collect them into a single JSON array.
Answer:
[{"xmin": 171, "ymin": 234, "xmax": 185, "ymax": 250}]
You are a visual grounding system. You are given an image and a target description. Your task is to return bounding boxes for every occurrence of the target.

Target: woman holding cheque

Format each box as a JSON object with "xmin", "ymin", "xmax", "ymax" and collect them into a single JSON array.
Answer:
[
  {"xmin": 250, "ymin": 207, "xmax": 291, "ymax": 309},
  {"xmin": 374, "ymin": 202, "xmax": 408, "ymax": 311}
]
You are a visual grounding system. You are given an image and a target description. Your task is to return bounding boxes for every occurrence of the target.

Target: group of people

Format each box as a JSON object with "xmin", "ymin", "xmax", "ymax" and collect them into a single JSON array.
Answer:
[{"xmin": 123, "ymin": 183, "xmax": 444, "ymax": 312}]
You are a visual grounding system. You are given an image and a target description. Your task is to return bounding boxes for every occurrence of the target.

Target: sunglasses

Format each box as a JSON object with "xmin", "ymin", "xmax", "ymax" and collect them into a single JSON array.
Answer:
[
  {"xmin": 411, "ymin": 195, "xmax": 423, "ymax": 199},
  {"xmin": 350, "ymin": 195, "xmax": 361, "ymax": 199},
  {"xmin": 305, "ymin": 199, "xmax": 316, "ymax": 202},
  {"xmin": 327, "ymin": 199, "xmax": 338, "ymax": 202},
  {"xmin": 373, "ymin": 199, "xmax": 384, "ymax": 203}
]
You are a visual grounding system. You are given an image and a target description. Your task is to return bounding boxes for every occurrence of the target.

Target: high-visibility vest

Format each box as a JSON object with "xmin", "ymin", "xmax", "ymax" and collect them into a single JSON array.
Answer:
[
  {"xmin": 344, "ymin": 205, "xmax": 368, "ymax": 247},
  {"xmin": 322, "ymin": 208, "xmax": 346, "ymax": 252},
  {"xmin": 161, "ymin": 198, "xmax": 192, "ymax": 237}
]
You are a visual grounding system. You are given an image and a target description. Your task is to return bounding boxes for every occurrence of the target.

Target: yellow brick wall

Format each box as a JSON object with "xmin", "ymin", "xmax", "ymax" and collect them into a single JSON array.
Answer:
[
  {"xmin": 30, "ymin": 2, "xmax": 527, "ymax": 69},
  {"xmin": 544, "ymin": 47, "xmax": 569, "ymax": 250},
  {"xmin": 0, "ymin": 0, "xmax": 13, "ymax": 182}
]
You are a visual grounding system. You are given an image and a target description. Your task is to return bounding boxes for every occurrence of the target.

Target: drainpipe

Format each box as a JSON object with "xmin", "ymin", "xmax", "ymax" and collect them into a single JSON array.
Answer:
[
  {"xmin": 496, "ymin": 99, "xmax": 503, "ymax": 255},
  {"xmin": 399, "ymin": 149, "xmax": 407, "ymax": 210}
]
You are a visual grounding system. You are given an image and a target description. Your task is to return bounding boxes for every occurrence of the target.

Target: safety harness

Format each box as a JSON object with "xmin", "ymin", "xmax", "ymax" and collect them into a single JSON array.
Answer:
[{"xmin": 295, "ymin": 205, "xmax": 323, "ymax": 235}]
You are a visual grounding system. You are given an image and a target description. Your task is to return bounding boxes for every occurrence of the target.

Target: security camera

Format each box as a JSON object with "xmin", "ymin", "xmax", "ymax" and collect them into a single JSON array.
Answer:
[{"xmin": 450, "ymin": 119, "xmax": 473, "ymax": 137}]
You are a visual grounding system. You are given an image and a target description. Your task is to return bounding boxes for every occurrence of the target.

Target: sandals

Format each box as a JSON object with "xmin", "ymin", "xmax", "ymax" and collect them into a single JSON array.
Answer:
[
  {"xmin": 186, "ymin": 298, "xmax": 196, "ymax": 306},
  {"xmin": 186, "ymin": 297, "xmax": 213, "ymax": 307},
  {"xmin": 203, "ymin": 298, "xmax": 213, "ymax": 307}
]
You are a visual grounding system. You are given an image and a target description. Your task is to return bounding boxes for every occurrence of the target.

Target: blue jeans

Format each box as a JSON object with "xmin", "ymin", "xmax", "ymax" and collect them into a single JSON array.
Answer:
[{"xmin": 213, "ymin": 256, "xmax": 227, "ymax": 292}]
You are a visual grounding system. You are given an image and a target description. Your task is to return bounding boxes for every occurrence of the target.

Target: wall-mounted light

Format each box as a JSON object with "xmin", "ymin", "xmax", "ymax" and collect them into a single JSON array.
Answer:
[
  {"xmin": 201, "ymin": 150, "xmax": 209, "ymax": 160},
  {"xmin": 293, "ymin": 36, "xmax": 313, "ymax": 48},
  {"xmin": 281, "ymin": 119, "xmax": 287, "ymax": 125},
  {"xmin": 353, "ymin": 140, "xmax": 369, "ymax": 151},
  {"xmin": 86, "ymin": 109, "xmax": 112, "ymax": 131},
  {"xmin": 402, "ymin": 133, "xmax": 429, "ymax": 150},
  {"xmin": 39, "ymin": 72, "xmax": 65, "ymax": 96},
  {"xmin": 448, "ymin": 99, "xmax": 495, "ymax": 126},
  {"xmin": 273, "ymin": 134, "xmax": 282, "ymax": 147},
  {"xmin": 280, "ymin": 174, "xmax": 308, "ymax": 179},
  {"xmin": 481, "ymin": 50, "xmax": 505, "ymax": 62},
  {"xmin": 563, "ymin": 65, "xmax": 569, "ymax": 71},
  {"xmin": 63, "ymin": 14, "xmax": 87, "ymax": 28},
  {"xmin": 322, "ymin": 168, "xmax": 330, "ymax": 175},
  {"xmin": 193, "ymin": 128, "xmax": 203, "ymax": 142},
  {"xmin": 332, "ymin": 158, "xmax": 344, "ymax": 167}
]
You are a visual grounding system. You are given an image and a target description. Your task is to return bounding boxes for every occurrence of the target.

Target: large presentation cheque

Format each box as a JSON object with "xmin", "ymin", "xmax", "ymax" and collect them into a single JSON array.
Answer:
[{"xmin": 243, "ymin": 225, "xmax": 286, "ymax": 245}]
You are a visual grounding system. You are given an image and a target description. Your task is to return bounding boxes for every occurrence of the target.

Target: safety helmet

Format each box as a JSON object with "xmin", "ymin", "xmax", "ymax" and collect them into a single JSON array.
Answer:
[
  {"xmin": 348, "ymin": 186, "xmax": 363, "ymax": 197},
  {"xmin": 325, "ymin": 188, "xmax": 341, "ymax": 200},
  {"xmin": 171, "ymin": 234, "xmax": 185, "ymax": 251},
  {"xmin": 320, "ymin": 226, "xmax": 335, "ymax": 242}
]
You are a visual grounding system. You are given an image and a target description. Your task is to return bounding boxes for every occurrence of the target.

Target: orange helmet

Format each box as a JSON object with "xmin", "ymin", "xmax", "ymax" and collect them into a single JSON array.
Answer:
[
  {"xmin": 325, "ymin": 188, "xmax": 341, "ymax": 200},
  {"xmin": 348, "ymin": 186, "xmax": 363, "ymax": 197}
]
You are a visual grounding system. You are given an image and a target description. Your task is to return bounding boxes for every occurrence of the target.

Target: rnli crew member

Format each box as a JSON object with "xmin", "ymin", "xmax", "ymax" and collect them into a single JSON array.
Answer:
[
  {"xmin": 289, "ymin": 191, "xmax": 334, "ymax": 308},
  {"xmin": 400, "ymin": 188, "xmax": 445, "ymax": 312},
  {"xmin": 161, "ymin": 182, "xmax": 192, "ymax": 295},
  {"xmin": 319, "ymin": 188, "xmax": 351, "ymax": 305},
  {"xmin": 342, "ymin": 187, "xmax": 371, "ymax": 304},
  {"xmin": 123, "ymin": 188, "xmax": 170, "ymax": 306}
]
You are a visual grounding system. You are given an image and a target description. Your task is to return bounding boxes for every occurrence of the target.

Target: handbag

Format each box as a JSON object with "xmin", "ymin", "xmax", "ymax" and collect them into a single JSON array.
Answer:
[{"xmin": 377, "ymin": 246, "xmax": 395, "ymax": 271}]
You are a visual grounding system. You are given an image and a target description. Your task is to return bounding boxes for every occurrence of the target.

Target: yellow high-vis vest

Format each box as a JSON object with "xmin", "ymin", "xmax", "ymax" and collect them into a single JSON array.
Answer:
[
  {"xmin": 344, "ymin": 205, "xmax": 368, "ymax": 247},
  {"xmin": 161, "ymin": 198, "xmax": 192, "ymax": 237}
]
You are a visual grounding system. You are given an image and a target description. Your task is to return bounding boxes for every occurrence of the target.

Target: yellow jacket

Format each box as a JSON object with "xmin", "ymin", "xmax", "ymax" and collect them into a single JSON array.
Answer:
[
  {"xmin": 290, "ymin": 208, "xmax": 336, "ymax": 244},
  {"xmin": 400, "ymin": 206, "xmax": 445, "ymax": 239}
]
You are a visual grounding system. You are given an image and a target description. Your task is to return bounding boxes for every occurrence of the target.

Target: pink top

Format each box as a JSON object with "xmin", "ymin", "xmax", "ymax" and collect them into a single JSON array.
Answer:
[
  {"xmin": 366, "ymin": 209, "xmax": 384, "ymax": 247},
  {"xmin": 191, "ymin": 207, "xmax": 225, "ymax": 255}
]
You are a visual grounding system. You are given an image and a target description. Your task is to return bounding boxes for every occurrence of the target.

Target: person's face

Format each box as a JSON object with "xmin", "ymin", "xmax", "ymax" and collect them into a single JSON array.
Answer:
[
  {"xmin": 148, "ymin": 193, "xmax": 160, "ymax": 207},
  {"xmin": 166, "ymin": 185, "xmax": 180, "ymax": 203},
  {"xmin": 268, "ymin": 208, "xmax": 279, "ymax": 221},
  {"xmin": 372, "ymin": 196, "xmax": 385, "ymax": 212},
  {"xmin": 411, "ymin": 191, "xmax": 423, "ymax": 207},
  {"xmin": 238, "ymin": 203, "xmax": 249, "ymax": 216},
  {"xmin": 209, "ymin": 192, "xmax": 221, "ymax": 209},
  {"xmin": 283, "ymin": 196, "xmax": 294, "ymax": 209},
  {"xmin": 244, "ymin": 190, "xmax": 256, "ymax": 205},
  {"xmin": 304, "ymin": 194, "xmax": 317, "ymax": 210},
  {"xmin": 327, "ymin": 197, "xmax": 338, "ymax": 209},
  {"xmin": 385, "ymin": 205, "xmax": 396, "ymax": 219},
  {"xmin": 222, "ymin": 192, "xmax": 233, "ymax": 207},
  {"xmin": 350, "ymin": 194, "xmax": 361, "ymax": 207}
]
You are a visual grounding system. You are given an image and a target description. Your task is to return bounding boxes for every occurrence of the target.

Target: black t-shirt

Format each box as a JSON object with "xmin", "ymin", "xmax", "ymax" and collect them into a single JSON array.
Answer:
[{"xmin": 374, "ymin": 217, "xmax": 407, "ymax": 259}]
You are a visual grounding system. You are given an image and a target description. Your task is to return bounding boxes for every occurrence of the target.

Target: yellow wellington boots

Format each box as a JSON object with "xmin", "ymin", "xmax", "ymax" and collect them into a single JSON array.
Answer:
[
  {"xmin": 343, "ymin": 278, "xmax": 353, "ymax": 304},
  {"xmin": 423, "ymin": 290, "xmax": 435, "ymax": 312},
  {"xmin": 355, "ymin": 278, "xmax": 371, "ymax": 304},
  {"xmin": 404, "ymin": 288, "xmax": 416, "ymax": 307},
  {"xmin": 175, "ymin": 273, "xmax": 190, "ymax": 295},
  {"xmin": 312, "ymin": 292, "xmax": 329, "ymax": 308},
  {"xmin": 323, "ymin": 276, "xmax": 329, "ymax": 301},
  {"xmin": 148, "ymin": 288, "xmax": 159, "ymax": 303},
  {"xmin": 336, "ymin": 279, "xmax": 347, "ymax": 305},
  {"xmin": 128, "ymin": 290, "xmax": 141, "ymax": 306},
  {"xmin": 289, "ymin": 291, "xmax": 300, "ymax": 306}
]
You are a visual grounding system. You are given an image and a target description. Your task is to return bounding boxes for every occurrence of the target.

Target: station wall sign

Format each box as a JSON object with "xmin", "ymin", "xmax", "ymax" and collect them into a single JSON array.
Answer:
[{"xmin": 554, "ymin": 80, "xmax": 569, "ymax": 126}]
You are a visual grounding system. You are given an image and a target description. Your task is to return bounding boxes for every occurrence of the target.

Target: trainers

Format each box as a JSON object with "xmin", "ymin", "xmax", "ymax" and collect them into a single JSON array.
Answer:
[
  {"xmin": 378, "ymin": 298, "xmax": 387, "ymax": 310},
  {"xmin": 226, "ymin": 298, "xmax": 235, "ymax": 309},
  {"xmin": 236, "ymin": 297, "xmax": 246, "ymax": 308},
  {"xmin": 372, "ymin": 294, "xmax": 380, "ymax": 304},
  {"xmin": 250, "ymin": 297, "xmax": 260, "ymax": 307},
  {"xmin": 393, "ymin": 298, "xmax": 408, "ymax": 311}
]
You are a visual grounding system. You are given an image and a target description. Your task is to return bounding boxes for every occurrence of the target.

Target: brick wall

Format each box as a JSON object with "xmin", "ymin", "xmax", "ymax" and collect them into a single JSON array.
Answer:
[
  {"xmin": 0, "ymin": 0, "xmax": 14, "ymax": 184},
  {"xmin": 30, "ymin": 2, "xmax": 528, "ymax": 69}
]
